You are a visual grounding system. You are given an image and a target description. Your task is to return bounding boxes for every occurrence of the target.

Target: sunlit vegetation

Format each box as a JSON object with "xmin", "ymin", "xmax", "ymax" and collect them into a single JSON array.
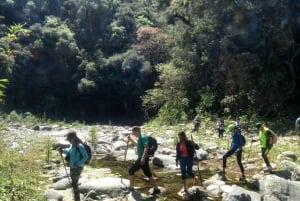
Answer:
[{"xmin": 0, "ymin": 0, "xmax": 298, "ymax": 124}]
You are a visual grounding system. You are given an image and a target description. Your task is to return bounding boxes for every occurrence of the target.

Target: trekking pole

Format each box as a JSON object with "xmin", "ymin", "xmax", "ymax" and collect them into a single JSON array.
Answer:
[
  {"xmin": 246, "ymin": 135, "xmax": 254, "ymax": 163},
  {"xmin": 191, "ymin": 134, "xmax": 203, "ymax": 185},
  {"xmin": 60, "ymin": 152, "xmax": 72, "ymax": 184},
  {"xmin": 121, "ymin": 138, "xmax": 130, "ymax": 184}
]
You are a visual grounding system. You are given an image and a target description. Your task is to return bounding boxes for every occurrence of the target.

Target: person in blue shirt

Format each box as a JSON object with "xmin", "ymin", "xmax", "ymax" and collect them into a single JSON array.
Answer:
[
  {"xmin": 60, "ymin": 131, "xmax": 88, "ymax": 201},
  {"xmin": 220, "ymin": 124, "xmax": 245, "ymax": 181}
]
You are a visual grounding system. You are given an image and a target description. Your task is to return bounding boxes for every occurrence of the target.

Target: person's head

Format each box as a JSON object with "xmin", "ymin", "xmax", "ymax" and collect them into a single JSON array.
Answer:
[
  {"xmin": 226, "ymin": 124, "xmax": 238, "ymax": 133},
  {"xmin": 255, "ymin": 122, "xmax": 263, "ymax": 131},
  {"xmin": 178, "ymin": 131, "xmax": 187, "ymax": 142},
  {"xmin": 132, "ymin": 126, "xmax": 141, "ymax": 137},
  {"xmin": 65, "ymin": 131, "xmax": 78, "ymax": 144}
]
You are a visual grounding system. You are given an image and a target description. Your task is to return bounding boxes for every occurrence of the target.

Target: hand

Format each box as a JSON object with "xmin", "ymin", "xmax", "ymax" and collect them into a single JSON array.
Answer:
[
  {"xmin": 140, "ymin": 158, "xmax": 145, "ymax": 165},
  {"xmin": 58, "ymin": 147, "xmax": 63, "ymax": 154}
]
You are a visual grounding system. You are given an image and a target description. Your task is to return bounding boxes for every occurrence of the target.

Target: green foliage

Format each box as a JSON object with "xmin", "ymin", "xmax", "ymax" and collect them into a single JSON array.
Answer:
[
  {"xmin": 0, "ymin": 129, "xmax": 44, "ymax": 200},
  {"xmin": 44, "ymin": 137, "xmax": 52, "ymax": 162},
  {"xmin": 0, "ymin": 79, "xmax": 8, "ymax": 98},
  {"xmin": 195, "ymin": 86, "xmax": 215, "ymax": 118},
  {"xmin": 89, "ymin": 126, "xmax": 98, "ymax": 145},
  {"xmin": 142, "ymin": 63, "xmax": 190, "ymax": 124},
  {"xmin": 6, "ymin": 23, "xmax": 31, "ymax": 40},
  {"xmin": 135, "ymin": 15, "xmax": 154, "ymax": 28}
]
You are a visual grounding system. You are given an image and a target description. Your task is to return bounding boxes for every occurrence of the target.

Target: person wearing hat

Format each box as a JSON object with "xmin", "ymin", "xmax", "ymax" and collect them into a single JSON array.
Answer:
[
  {"xmin": 220, "ymin": 124, "xmax": 245, "ymax": 181},
  {"xmin": 256, "ymin": 122, "xmax": 273, "ymax": 172},
  {"xmin": 60, "ymin": 131, "xmax": 88, "ymax": 201}
]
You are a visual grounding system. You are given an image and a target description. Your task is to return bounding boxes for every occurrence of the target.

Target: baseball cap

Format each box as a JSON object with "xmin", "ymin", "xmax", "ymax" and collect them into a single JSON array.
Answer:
[
  {"xmin": 226, "ymin": 124, "xmax": 237, "ymax": 132},
  {"xmin": 255, "ymin": 122, "xmax": 262, "ymax": 129},
  {"xmin": 65, "ymin": 131, "xmax": 77, "ymax": 140}
]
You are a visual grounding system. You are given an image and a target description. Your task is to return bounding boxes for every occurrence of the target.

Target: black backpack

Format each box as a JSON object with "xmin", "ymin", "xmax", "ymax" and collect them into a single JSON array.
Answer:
[
  {"xmin": 240, "ymin": 134, "xmax": 246, "ymax": 146},
  {"xmin": 65, "ymin": 142, "xmax": 92, "ymax": 164},
  {"xmin": 148, "ymin": 136, "xmax": 158, "ymax": 157}
]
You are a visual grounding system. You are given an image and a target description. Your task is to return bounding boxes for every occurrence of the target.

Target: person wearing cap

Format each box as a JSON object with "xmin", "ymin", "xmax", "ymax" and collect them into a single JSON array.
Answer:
[
  {"xmin": 220, "ymin": 124, "xmax": 245, "ymax": 181},
  {"xmin": 60, "ymin": 131, "xmax": 88, "ymax": 201},
  {"xmin": 127, "ymin": 126, "xmax": 160, "ymax": 195},
  {"xmin": 256, "ymin": 122, "xmax": 273, "ymax": 172}
]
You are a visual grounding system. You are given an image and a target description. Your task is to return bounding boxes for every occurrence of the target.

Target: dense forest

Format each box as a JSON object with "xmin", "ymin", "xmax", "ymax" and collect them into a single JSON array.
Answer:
[{"xmin": 0, "ymin": 0, "xmax": 299, "ymax": 123}]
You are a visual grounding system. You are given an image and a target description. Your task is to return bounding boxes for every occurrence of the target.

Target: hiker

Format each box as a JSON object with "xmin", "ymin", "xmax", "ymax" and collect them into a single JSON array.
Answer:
[
  {"xmin": 217, "ymin": 117, "xmax": 225, "ymax": 139},
  {"xmin": 220, "ymin": 124, "xmax": 245, "ymax": 181},
  {"xmin": 176, "ymin": 131, "xmax": 196, "ymax": 195},
  {"xmin": 59, "ymin": 131, "xmax": 88, "ymax": 201},
  {"xmin": 127, "ymin": 126, "xmax": 160, "ymax": 195},
  {"xmin": 192, "ymin": 114, "xmax": 200, "ymax": 133},
  {"xmin": 256, "ymin": 122, "xmax": 273, "ymax": 172},
  {"xmin": 296, "ymin": 117, "xmax": 300, "ymax": 133}
]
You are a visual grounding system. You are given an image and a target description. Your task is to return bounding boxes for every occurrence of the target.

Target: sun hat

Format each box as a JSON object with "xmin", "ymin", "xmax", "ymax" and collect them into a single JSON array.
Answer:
[
  {"xmin": 255, "ymin": 122, "xmax": 262, "ymax": 129},
  {"xmin": 226, "ymin": 124, "xmax": 237, "ymax": 132},
  {"xmin": 65, "ymin": 131, "xmax": 77, "ymax": 140}
]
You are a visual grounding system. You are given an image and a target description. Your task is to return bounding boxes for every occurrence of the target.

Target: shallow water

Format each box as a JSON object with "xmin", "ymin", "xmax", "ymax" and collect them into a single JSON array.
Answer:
[{"xmin": 91, "ymin": 157, "xmax": 220, "ymax": 201}]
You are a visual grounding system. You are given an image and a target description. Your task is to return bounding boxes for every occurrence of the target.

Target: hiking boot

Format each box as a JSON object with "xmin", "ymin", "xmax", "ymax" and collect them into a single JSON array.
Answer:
[
  {"xmin": 218, "ymin": 170, "xmax": 225, "ymax": 175},
  {"xmin": 181, "ymin": 189, "xmax": 188, "ymax": 194},
  {"xmin": 124, "ymin": 187, "xmax": 134, "ymax": 194},
  {"xmin": 151, "ymin": 188, "xmax": 160, "ymax": 195},
  {"xmin": 239, "ymin": 176, "xmax": 246, "ymax": 182}
]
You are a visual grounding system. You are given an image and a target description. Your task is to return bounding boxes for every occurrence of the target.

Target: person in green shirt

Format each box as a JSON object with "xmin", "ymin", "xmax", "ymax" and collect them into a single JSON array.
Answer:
[
  {"xmin": 256, "ymin": 122, "xmax": 273, "ymax": 172},
  {"xmin": 127, "ymin": 126, "xmax": 160, "ymax": 195}
]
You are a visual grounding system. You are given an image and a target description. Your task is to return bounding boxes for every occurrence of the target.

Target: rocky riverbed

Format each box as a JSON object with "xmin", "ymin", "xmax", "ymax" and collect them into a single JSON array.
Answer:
[{"xmin": 3, "ymin": 123, "xmax": 300, "ymax": 201}]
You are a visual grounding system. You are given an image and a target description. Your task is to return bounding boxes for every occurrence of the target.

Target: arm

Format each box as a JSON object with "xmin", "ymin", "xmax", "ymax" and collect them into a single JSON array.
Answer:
[
  {"xmin": 140, "ymin": 137, "xmax": 149, "ymax": 165},
  {"xmin": 128, "ymin": 135, "xmax": 137, "ymax": 145}
]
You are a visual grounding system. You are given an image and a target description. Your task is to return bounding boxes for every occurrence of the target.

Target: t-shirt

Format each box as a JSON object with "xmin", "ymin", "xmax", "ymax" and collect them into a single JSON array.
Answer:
[
  {"xmin": 259, "ymin": 127, "xmax": 271, "ymax": 148},
  {"xmin": 137, "ymin": 134, "xmax": 149, "ymax": 159},
  {"xmin": 179, "ymin": 142, "xmax": 189, "ymax": 157}
]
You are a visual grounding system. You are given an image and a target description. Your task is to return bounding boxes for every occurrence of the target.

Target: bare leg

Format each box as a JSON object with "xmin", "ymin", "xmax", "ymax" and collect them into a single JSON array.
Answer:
[
  {"xmin": 149, "ymin": 176, "xmax": 158, "ymax": 188},
  {"xmin": 129, "ymin": 175, "xmax": 135, "ymax": 189}
]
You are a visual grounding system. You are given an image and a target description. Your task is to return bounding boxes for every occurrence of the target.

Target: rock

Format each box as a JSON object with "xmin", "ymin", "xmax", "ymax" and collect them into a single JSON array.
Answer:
[
  {"xmin": 152, "ymin": 154, "xmax": 175, "ymax": 168},
  {"xmin": 222, "ymin": 185, "xmax": 261, "ymax": 201},
  {"xmin": 79, "ymin": 177, "xmax": 130, "ymax": 195},
  {"xmin": 277, "ymin": 151, "xmax": 297, "ymax": 162},
  {"xmin": 259, "ymin": 174, "xmax": 300, "ymax": 201},
  {"xmin": 281, "ymin": 160, "xmax": 298, "ymax": 172},
  {"xmin": 44, "ymin": 189, "xmax": 63, "ymax": 201},
  {"xmin": 127, "ymin": 191, "xmax": 143, "ymax": 201},
  {"xmin": 291, "ymin": 165, "xmax": 300, "ymax": 181},
  {"xmin": 195, "ymin": 149, "xmax": 208, "ymax": 160},
  {"xmin": 52, "ymin": 178, "xmax": 72, "ymax": 190}
]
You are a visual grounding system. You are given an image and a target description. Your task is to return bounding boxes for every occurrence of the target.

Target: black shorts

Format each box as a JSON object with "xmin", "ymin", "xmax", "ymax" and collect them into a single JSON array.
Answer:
[{"xmin": 128, "ymin": 158, "xmax": 152, "ymax": 177}]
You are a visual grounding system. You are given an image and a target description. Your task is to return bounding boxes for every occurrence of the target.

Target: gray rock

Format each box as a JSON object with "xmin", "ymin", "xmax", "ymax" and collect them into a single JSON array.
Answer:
[
  {"xmin": 79, "ymin": 177, "xmax": 130, "ymax": 195},
  {"xmin": 223, "ymin": 185, "xmax": 261, "ymax": 201},
  {"xmin": 278, "ymin": 151, "xmax": 297, "ymax": 162},
  {"xmin": 52, "ymin": 178, "xmax": 71, "ymax": 190},
  {"xmin": 44, "ymin": 189, "xmax": 63, "ymax": 201},
  {"xmin": 291, "ymin": 165, "xmax": 300, "ymax": 181},
  {"xmin": 260, "ymin": 174, "xmax": 300, "ymax": 201},
  {"xmin": 152, "ymin": 154, "xmax": 175, "ymax": 168}
]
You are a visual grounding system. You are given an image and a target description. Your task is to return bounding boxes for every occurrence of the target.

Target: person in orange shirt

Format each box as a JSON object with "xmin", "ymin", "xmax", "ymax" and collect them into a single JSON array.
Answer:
[{"xmin": 176, "ymin": 131, "xmax": 196, "ymax": 195}]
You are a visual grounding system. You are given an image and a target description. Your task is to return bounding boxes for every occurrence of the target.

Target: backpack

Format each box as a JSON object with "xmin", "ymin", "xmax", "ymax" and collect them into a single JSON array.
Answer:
[
  {"xmin": 148, "ymin": 136, "xmax": 158, "ymax": 157},
  {"xmin": 65, "ymin": 142, "xmax": 92, "ymax": 164},
  {"xmin": 240, "ymin": 134, "xmax": 246, "ymax": 146},
  {"xmin": 268, "ymin": 130, "xmax": 278, "ymax": 145}
]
